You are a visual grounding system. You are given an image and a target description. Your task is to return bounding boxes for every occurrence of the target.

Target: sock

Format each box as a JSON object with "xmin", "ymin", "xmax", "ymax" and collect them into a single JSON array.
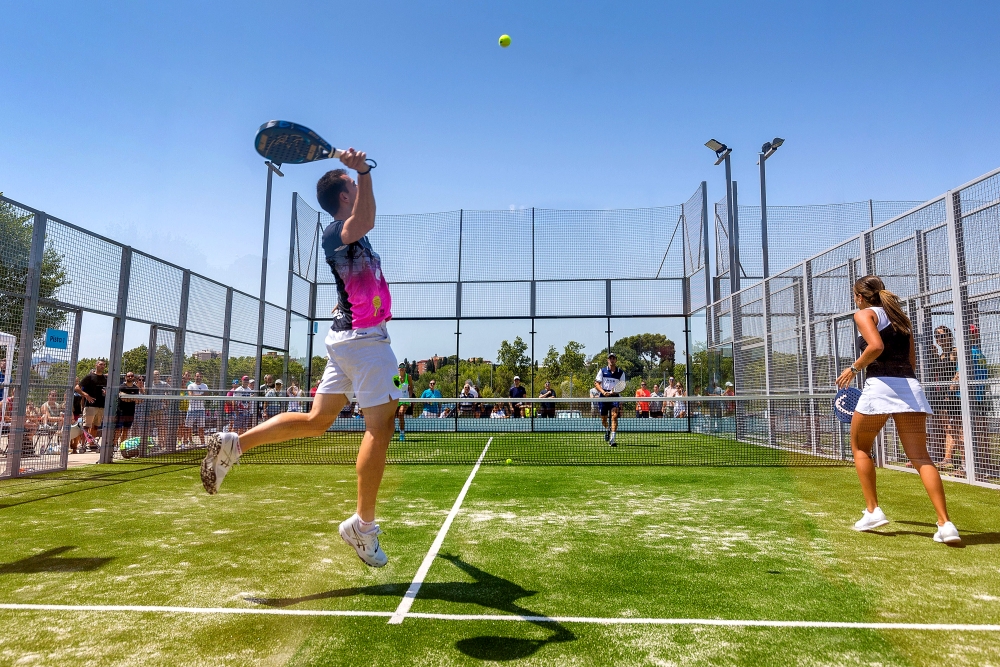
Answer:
[{"xmin": 358, "ymin": 515, "xmax": 376, "ymax": 532}]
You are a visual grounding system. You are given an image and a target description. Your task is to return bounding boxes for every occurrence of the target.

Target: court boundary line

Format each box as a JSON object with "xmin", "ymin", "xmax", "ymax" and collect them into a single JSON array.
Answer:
[
  {"xmin": 389, "ymin": 436, "xmax": 492, "ymax": 625},
  {"xmin": 0, "ymin": 604, "xmax": 998, "ymax": 631}
]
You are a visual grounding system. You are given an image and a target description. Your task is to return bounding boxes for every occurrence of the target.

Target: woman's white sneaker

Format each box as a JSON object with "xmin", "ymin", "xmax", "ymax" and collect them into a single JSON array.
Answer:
[
  {"xmin": 933, "ymin": 521, "xmax": 962, "ymax": 544},
  {"xmin": 339, "ymin": 514, "xmax": 388, "ymax": 568},
  {"xmin": 853, "ymin": 507, "xmax": 889, "ymax": 531}
]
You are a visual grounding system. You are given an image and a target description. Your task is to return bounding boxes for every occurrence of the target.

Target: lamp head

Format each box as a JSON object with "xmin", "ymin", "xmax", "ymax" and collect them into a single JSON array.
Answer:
[{"xmin": 705, "ymin": 139, "xmax": 731, "ymax": 165}]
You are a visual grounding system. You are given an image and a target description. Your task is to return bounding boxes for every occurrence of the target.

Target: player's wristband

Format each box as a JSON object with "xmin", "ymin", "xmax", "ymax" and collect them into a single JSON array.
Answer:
[{"xmin": 358, "ymin": 168, "xmax": 372, "ymax": 175}]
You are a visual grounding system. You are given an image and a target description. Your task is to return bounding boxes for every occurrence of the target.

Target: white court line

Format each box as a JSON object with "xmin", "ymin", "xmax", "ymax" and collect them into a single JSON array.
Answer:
[
  {"xmin": 0, "ymin": 603, "xmax": 998, "ymax": 631},
  {"xmin": 388, "ymin": 437, "xmax": 492, "ymax": 625}
]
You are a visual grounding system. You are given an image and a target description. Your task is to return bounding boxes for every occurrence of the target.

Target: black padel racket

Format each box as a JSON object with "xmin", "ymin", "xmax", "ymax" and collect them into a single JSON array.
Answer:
[{"xmin": 254, "ymin": 120, "xmax": 376, "ymax": 169}]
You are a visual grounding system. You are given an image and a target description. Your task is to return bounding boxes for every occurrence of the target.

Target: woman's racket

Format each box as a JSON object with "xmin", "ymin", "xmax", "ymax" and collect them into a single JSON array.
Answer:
[
  {"xmin": 254, "ymin": 120, "xmax": 377, "ymax": 169},
  {"xmin": 833, "ymin": 387, "xmax": 862, "ymax": 424}
]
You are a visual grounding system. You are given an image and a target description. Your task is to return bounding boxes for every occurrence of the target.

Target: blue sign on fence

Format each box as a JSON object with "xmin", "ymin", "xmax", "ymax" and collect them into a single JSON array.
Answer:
[{"xmin": 45, "ymin": 328, "xmax": 68, "ymax": 349}]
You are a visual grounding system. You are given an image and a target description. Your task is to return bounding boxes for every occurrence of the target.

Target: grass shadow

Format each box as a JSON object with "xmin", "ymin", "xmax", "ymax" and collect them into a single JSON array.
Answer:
[
  {"xmin": 0, "ymin": 546, "xmax": 113, "ymax": 573},
  {"xmin": 0, "ymin": 464, "xmax": 192, "ymax": 510},
  {"xmin": 247, "ymin": 553, "xmax": 575, "ymax": 660}
]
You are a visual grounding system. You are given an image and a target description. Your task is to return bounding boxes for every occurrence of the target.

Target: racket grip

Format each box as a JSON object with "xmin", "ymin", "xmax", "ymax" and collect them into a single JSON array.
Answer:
[{"xmin": 328, "ymin": 149, "xmax": 376, "ymax": 170}]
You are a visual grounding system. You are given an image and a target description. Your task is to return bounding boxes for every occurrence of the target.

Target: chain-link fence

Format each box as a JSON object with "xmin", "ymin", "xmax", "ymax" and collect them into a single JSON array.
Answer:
[
  {"xmin": 0, "ymin": 195, "xmax": 289, "ymax": 477},
  {"xmin": 714, "ymin": 193, "xmax": 923, "ymax": 302},
  {"xmin": 699, "ymin": 167, "xmax": 1000, "ymax": 488}
]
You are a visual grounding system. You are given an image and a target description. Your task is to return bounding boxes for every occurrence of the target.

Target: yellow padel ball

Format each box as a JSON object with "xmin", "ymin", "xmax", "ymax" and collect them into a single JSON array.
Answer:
[{"xmin": 499, "ymin": 34, "xmax": 511, "ymax": 48}]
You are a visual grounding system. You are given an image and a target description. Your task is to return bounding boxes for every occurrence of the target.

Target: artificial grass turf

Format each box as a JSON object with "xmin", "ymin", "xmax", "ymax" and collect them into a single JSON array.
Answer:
[
  {"xmin": 0, "ymin": 460, "xmax": 997, "ymax": 666},
  {"xmin": 146, "ymin": 429, "xmax": 846, "ymax": 466}
]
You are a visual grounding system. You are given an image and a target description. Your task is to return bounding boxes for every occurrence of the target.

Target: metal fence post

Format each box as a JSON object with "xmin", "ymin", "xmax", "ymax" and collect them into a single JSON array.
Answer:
[
  {"xmin": 60, "ymin": 309, "xmax": 83, "ymax": 468},
  {"xmin": 220, "ymin": 288, "xmax": 233, "ymax": 392},
  {"xmin": 732, "ymin": 180, "xmax": 741, "ymax": 291},
  {"xmin": 141, "ymin": 324, "xmax": 157, "ymax": 456},
  {"xmin": 801, "ymin": 261, "xmax": 819, "ymax": 455},
  {"xmin": 762, "ymin": 277, "xmax": 776, "ymax": 447},
  {"xmin": 10, "ymin": 211, "xmax": 47, "ymax": 476},
  {"xmin": 944, "ymin": 190, "xmax": 977, "ymax": 483},
  {"xmin": 701, "ymin": 182, "xmax": 711, "ymax": 305},
  {"xmin": 101, "ymin": 246, "xmax": 132, "ymax": 463}
]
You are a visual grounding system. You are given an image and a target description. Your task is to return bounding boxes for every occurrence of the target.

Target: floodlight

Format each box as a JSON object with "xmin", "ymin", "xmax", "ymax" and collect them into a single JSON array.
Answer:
[
  {"xmin": 705, "ymin": 139, "xmax": 726, "ymax": 152},
  {"xmin": 771, "ymin": 137, "xmax": 784, "ymax": 149}
]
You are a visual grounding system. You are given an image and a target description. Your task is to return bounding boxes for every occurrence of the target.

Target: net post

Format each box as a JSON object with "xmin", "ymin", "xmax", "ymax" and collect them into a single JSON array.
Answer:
[
  {"xmin": 9, "ymin": 211, "xmax": 47, "ymax": 476},
  {"xmin": 101, "ymin": 246, "xmax": 133, "ymax": 464},
  {"xmin": 945, "ymin": 189, "xmax": 976, "ymax": 483}
]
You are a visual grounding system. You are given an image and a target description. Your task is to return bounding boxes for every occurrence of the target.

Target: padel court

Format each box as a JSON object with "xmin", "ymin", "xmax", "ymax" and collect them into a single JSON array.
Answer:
[{"xmin": 1, "ymin": 434, "xmax": 998, "ymax": 666}]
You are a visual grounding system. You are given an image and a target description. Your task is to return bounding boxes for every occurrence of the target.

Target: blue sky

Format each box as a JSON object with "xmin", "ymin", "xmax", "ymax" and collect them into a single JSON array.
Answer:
[{"xmin": 3, "ymin": 1, "xmax": 999, "ymax": 364}]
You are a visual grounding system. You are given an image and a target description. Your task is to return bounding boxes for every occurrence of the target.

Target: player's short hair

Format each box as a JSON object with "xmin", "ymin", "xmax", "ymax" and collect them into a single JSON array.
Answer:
[{"xmin": 316, "ymin": 169, "xmax": 351, "ymax": 216}]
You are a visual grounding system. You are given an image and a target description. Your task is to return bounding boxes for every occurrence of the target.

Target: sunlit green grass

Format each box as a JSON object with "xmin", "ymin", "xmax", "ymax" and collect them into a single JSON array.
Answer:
[{"xmin": 0, "ymin": 452, "xmax": 997, "ymax": 666}]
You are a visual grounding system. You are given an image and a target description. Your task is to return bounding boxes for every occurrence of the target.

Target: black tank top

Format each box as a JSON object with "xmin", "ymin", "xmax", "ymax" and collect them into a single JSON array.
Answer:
[{"xmin": 858, "ymin": 308, "xmax": 915, "ymax": 378}]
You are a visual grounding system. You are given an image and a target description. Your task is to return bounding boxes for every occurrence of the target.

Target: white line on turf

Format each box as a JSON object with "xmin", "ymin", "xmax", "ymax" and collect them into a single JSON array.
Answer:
[
  {"xmin": 388, "ymin": 437, "xmax": 493, "ymax": 625},
  {"xmin": 0, "ymin": 604, "xmax": 998, "ymax": 631}
]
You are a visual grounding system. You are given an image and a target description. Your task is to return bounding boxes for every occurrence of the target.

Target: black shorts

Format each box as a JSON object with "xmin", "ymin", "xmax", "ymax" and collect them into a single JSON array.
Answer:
[
  {"xmin": 636, "ymin": 410, "xmax": 649, "ymax": 418},
  {"xmin": 650, "ymin": 410, "xmax": 663, "ymax": 418},
  {"xmin": 116, "ymin": 415, "xmax": 135, "ymax": 429},
  {"xmin": 599, "ymin": 400, "xmax": 620, "ymax": 417}
]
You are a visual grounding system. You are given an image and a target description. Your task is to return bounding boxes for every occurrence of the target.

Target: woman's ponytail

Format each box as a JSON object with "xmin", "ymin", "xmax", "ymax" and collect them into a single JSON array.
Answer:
[
  {"xmin": 853, "ymin": 275, "xmax": 912, "ymax": 336},
  {"xmin": 878, "ymin": 288, "xmax": 912, "ymax": 336}
]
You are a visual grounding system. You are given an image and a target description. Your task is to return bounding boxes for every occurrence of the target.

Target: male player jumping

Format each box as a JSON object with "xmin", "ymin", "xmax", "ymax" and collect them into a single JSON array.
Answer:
[
  {"xmin": 201, "ymin": 148, "xmax": 402, "ymax": 568},
  {"xmin": 595, "ymin": 352, "xmax": 625, "ymax": 447}
]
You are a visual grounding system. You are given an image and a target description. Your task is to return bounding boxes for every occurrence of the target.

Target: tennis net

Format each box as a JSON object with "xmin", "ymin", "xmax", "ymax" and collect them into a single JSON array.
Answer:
[{"xmin": 105, "ymin": 394, "xmax": 849, "ymax": 466}]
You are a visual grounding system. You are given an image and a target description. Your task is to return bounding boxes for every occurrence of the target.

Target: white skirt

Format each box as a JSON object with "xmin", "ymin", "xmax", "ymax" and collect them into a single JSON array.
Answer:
[{"xmin": 855, "ymin": 377, "xmax": 933, "ymax": 415}]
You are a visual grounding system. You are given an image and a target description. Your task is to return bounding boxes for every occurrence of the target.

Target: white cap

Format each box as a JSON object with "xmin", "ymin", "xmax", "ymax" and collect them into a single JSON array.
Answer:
[{"xmin": 513, "ymin": 375, "xmax": 521, "ymax": 380}]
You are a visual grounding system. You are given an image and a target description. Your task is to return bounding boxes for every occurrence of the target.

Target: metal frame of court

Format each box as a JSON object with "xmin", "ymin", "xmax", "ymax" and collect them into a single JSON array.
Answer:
[{"xmin": 3, "ymin": 168, "xmax": 1000, "ymax": 486}]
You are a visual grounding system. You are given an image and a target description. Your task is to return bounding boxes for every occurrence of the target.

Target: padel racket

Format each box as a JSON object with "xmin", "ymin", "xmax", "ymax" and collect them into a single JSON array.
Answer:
[
  {"xmin": 833, "ymin": 387, "xmax": 862, "ymax": 424},
  {"xmin": 605, "ymin": 378, "xmax": 628, "ymax": 395},
  {"xmin": 254, "ymin": 120, "xmax": 377, "ymax": 169}
]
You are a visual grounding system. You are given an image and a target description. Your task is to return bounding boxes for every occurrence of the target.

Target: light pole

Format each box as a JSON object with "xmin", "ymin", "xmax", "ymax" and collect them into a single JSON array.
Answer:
[
  {"xmin": 758, "ymin": 138, "xmax": 783, "ymax": 279},
  {"xmin": 254, "ymin": 160, "xmax": 284, "ymax": 387},
  {"xmin": 705, "ymin": 139, "xmax": 738, "ymax": 297}
]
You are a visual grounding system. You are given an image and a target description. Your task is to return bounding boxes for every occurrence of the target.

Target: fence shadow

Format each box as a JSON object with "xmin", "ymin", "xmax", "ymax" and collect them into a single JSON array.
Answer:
[
  {"xmin": 0, "ymin": 464, "xmax": 191, "ymax": 510},
  {"xmin": 0, "ymin": 546, "xmax": 113, "ymax": 574}
]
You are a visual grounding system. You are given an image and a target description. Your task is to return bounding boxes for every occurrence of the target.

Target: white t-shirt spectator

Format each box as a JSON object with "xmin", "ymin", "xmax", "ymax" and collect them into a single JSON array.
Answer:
[{"xmin": 187, "ymin": 382, "xmax": 209, "ymax": 412}]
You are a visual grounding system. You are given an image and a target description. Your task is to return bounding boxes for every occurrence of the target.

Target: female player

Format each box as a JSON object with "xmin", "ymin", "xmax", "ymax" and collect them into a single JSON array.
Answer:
[{"xmin": 835, "ymin": 275, "xmax": 960, "ymax": 543}]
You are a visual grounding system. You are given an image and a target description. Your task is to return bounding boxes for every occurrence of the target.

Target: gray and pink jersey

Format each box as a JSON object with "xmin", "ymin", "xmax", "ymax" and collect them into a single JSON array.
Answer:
[{"xmin": 321, "ymin": 219, "xmax": 392, "ymax": 331}]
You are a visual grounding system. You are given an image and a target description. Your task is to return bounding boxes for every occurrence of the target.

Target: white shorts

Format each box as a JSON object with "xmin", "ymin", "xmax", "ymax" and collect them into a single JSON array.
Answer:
[
  {"xmin": 856, "ymin": 377, "xmax": 933, "ymax": 415},
  {"xmin": 185, "ymin": 409, "xmax": 206, "ymax": 429},
  {"xmin": 317, "ymin": 323, "xmax": 403, "ymax": 409}
]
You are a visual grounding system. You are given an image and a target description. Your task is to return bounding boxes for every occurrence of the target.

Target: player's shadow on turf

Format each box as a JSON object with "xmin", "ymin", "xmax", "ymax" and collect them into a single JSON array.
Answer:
[
  {"xmin": 871, "ymin": 521, "xmax": 1000, "ymax": 547},
  {"xmin": 0, "ymin": 546, "xmax": 113, "ymax": 573},
  {"xmin": 247, "ymin": 553, "xmax": 575, "ymax": 661}
]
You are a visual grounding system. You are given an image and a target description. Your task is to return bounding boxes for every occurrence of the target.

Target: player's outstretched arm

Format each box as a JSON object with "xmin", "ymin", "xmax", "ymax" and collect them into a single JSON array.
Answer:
[{"xmin": 340, "ymin": 148, "xmax": 376, "ymax": 244}]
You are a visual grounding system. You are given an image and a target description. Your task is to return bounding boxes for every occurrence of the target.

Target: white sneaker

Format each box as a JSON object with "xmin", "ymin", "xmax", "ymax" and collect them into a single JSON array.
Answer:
[
  {"xmin": 853, "ymin": 507, "xmax": 889, "ymax": 531},
  {"xmin": 201, "ymin": 432, "xmax": 241, "ymax": 495},
  {"xmin": 339, "ymin": 514, "xmax": 388, "ymax": 568},
  {"xmin": 933, "ymin": 521, "xmax": 962, "ymax": 544}
]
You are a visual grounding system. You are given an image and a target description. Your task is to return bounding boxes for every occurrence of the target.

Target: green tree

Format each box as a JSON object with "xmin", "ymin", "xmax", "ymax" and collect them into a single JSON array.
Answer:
[
  {"xmin": 495, "ymin": 336, "xmax": 530, "ymax": 393},
  {"xmin": 0, "ymin": 195, "xmax": 71, "ymax": 351},
  {"xmin": 121, "ymin": 345, "xmax": 148, "ymax": 375}
]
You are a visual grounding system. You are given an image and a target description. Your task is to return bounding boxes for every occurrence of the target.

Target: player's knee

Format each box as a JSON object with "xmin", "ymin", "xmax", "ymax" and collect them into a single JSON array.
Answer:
[{"xmin": 304, "ymin": 413, "xmax": 334, "ymax": 436}]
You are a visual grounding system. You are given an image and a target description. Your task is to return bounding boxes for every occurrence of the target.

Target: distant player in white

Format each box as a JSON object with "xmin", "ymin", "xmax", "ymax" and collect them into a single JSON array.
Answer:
[
  {"xmin": 201, "ymin": 148, "xmax": 403, "ymax": 568},
  {"xmin": 595, "ymin": 352, "xmax": 625, "ymax": 447}
]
